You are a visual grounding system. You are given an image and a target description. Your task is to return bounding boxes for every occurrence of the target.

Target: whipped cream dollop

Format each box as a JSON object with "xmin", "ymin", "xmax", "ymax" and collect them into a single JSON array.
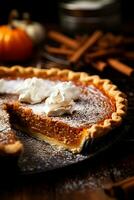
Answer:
[
  {"xmin": 0, "ymin": 79, "xmax": 6, "ymax": 93},
  {"xmin": 16, "ymin": 77, "xmax": 53, "ymax": 104},
  {"xmin": 43, "ymin": 82, "xmax": 81, "ymax": 116},
  {"xmin": 0, "ymin": 77, "xmax": 81, "ymax": 117}
]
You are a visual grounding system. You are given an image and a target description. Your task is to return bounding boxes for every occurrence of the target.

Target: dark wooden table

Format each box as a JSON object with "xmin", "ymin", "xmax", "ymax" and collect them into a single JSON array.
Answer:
[
  {"xmin": 0, "ymin": 139, "xmax": 134, "ymax": 200},
  {"xmin": 0, "ymin": 25, "xmax": 134, "ymax": 200}
]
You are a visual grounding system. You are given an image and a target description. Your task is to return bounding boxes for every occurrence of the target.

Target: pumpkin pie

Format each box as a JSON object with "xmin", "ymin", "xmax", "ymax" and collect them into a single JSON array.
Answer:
[{"xmin": 0, "ymin": 66, "xmax": 127, "ymax": 154}]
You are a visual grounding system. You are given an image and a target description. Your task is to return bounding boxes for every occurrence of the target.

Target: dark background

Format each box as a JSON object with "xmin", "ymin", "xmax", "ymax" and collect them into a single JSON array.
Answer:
[{"xmin": 0, "ymin": 0, "xmax": 133, "ymax": 24}]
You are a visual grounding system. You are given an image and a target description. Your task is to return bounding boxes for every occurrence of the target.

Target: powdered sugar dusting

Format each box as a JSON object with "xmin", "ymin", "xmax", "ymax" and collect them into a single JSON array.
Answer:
[
  {"xmin": 51, "ymin": 86, "xmax": 113, "ymax": 127},
  {"xmin": 27, "ymin": 85, "xmax": 113, "ymax": 128},
  {"xmin": 0, "ymin": 78, "xmax": 114, "ymax": 128}
]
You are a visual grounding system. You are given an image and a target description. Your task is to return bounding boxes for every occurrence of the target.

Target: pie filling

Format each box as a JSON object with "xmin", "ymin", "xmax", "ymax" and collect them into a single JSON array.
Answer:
[{"xmin": 0, "ymin": 77, "xmax": 115, "ymax": 150}]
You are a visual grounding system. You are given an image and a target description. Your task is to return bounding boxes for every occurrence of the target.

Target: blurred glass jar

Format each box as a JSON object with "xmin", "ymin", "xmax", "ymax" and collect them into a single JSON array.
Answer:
[{"xmin": 59, "ymin": 0, "xmax": 121, "ymax": 34}]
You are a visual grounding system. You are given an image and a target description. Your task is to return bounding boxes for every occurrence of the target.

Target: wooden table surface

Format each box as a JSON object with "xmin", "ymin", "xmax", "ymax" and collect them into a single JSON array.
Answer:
[
  {"xmin": 0, "ymin": 24, "xmax": 134, "ymax": 200},
  {"xmin": 0, "ymin": 140, "xmax": 134, "ymax": 200}
]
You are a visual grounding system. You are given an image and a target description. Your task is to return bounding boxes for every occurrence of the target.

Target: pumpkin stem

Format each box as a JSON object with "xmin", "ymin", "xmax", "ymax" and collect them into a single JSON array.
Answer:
[{"xmin": 22, "ymin": 12, "xmax": 31, "ymax": 24}]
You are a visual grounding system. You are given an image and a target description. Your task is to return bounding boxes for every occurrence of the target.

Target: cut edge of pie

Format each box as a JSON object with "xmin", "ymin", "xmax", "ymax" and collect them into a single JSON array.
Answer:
[
  {"xmin": 0, "ymin": 140, "xmax": 23, "ymax": 156},
  {"xmin": 0, "ymin": 66, "xmax": 127, "ymax": 153},
  {"xmin": 0, "ymin": 104, "xmax": 23, "ymax": 156}
]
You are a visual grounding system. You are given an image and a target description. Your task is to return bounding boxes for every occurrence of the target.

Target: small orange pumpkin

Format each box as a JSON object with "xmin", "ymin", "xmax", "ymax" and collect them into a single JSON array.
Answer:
[{"xmin": 0, "ymin": 25, "xmax": 33, "ymax": 62}]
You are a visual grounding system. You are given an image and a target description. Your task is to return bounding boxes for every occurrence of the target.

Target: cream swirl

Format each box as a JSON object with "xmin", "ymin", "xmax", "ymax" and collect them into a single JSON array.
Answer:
[
  {"xmin": 43, "ymin": 82, "xmax": 81, "ymax": 116},
  {"xmin": 0, "ymin": 78, "xmax": 81, "ymax": 117},
  {"xmin": 16, "ymin": 77, "xmax": 53, "ymax": 104}
]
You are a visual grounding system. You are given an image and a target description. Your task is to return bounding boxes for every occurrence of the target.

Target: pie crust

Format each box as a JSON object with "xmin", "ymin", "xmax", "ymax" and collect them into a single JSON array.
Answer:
[{"xmin": 0, "ymin": 66, "xmax": 127, "ymax": 153}]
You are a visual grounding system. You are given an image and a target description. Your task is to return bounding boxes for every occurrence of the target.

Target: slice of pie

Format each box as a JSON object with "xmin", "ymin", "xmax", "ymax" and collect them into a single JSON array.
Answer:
[
  {"xmin": 0, "ymin": 103, "xmax": 23, "ymax": 156},
  {"xmin": 0, "ymin": 66, "xmax": 127, "ymax": 154}
]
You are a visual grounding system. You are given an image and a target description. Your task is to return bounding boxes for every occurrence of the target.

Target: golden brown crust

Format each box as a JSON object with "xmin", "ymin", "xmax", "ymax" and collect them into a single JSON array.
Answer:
[
  {"xmin": 0, "ymin": 66, "xmax": 127, "ymax": 153},
  {"xmin": 0, "ymin": 141, "xmax": 23, "ymax": 156}
]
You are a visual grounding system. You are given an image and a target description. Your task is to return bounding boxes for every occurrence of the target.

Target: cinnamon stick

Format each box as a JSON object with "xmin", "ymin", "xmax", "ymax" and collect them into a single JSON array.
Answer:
[
  {"xmin": 75, "ymin": 35, "xmax": 89, "ymax": 45},
  {"xmin": 105, "ymin": 176, "xmax": 134, "ymax": 199},
  {"xmin": 85, "ymin": 48, "xmax": 122, "ymax": 60},
  {"xmin": 91, "ymin": 61, "xmax": 107, "ymax": 72},
  {"xmin": 45, "ymin": 45, "xmax": 73, "ymax": 56},
  {"xmin": 97, "ymin": 33, "xmax": 126, "ymax": 50},
  {"xmin": 69, "ymin": 31, "xmax": 103, "ymax": 64},
  {"xmin": 113, "ymin": 176, "xmax": 134, "ymax": 189},
  {"xmin": 47, "ymin": 31, "xmax": 79, "ymax": 49},
  {"xmin": 97, "ymin": 33, "xmax": 115, "ymax": 48},
  {"xmin": 107, "ymin": 58, "xmax": 134, "ymax": 76}
]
